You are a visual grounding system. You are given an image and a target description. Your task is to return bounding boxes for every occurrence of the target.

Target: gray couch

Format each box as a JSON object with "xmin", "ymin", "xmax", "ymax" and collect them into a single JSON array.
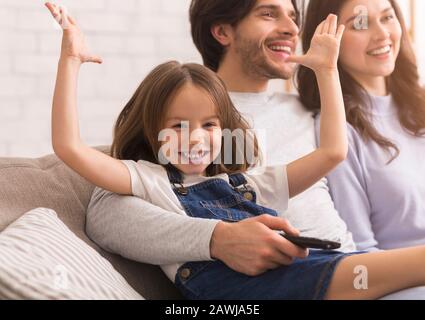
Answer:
[{"xmin": 0, "ymin": 146, "xmax": 183, "ymax": 299}]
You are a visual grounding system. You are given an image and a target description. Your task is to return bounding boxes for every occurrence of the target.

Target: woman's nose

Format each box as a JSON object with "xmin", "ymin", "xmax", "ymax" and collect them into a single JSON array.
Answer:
[{"xmin": 373, "ymin": 22, "xmax": 391, "ymax": 42}]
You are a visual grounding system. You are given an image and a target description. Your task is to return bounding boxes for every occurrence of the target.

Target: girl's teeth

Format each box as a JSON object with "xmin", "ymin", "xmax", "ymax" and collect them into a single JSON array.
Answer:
[
  {"xmin": 368, "ymin": 45, "xmax": 391, "ymax": 56},
  {"xmin": 181, "ymin": 151, "xmax": 207, "ymax": 160}
]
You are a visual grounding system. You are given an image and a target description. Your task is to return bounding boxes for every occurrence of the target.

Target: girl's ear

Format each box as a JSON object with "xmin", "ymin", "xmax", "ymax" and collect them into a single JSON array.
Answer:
[{"xmin": 211, "ymin": 24, "xmax": 234, "ymax": 46}]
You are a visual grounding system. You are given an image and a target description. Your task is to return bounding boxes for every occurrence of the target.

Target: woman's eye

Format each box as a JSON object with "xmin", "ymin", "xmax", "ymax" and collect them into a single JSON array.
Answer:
[
  {"xmin": 383, "ymin": 15, "xmax": 395, "ymax": 22},
  {"xmin": 172, "ymin": 124, "xmax": 182, "ymax": 129}
]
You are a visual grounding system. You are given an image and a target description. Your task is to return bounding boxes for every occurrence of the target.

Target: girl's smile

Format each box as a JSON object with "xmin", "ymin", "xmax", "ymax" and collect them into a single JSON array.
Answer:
[{"xmin": 178, "ymin": 150, "xmax": 211, "ymax": 165}]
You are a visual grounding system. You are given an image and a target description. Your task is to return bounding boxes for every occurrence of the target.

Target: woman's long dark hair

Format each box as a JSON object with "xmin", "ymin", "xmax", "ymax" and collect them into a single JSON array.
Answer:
[{"xmin": 297, "ymin": 0, "xmax": 425, "ymax": 161}]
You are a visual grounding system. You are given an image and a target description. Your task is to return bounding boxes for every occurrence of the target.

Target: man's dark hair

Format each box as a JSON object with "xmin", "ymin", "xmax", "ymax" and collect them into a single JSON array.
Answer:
[{"xmin": 190, "ymin": 0, "xmax": 303, "ymax": 72}]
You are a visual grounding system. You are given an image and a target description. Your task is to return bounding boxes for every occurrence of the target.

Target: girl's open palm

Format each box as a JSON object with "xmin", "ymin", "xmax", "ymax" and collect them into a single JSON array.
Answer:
[
  {"xmin": 45, "ymin": 2, "xmax": 102, "ymax": 64},
  {"xmin": 288, "ymin": 14, "xmax": 344, "ymax": 72}
]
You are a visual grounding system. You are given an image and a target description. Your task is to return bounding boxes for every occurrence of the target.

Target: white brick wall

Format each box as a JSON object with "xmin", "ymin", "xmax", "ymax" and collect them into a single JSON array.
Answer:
[
  {"xmin": 0, "ymin": 0, "xmax": 198, "ymax": 158},
  {"xmin": 0, "ymin": 0, "xmax": 424, "ymax": 158}
]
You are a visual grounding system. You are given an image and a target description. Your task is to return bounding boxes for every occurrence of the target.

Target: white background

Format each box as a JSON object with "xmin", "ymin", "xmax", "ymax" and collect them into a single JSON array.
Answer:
[{"xmin": 0, "ymin": 0, "xmax": 423, "ymax": 158}]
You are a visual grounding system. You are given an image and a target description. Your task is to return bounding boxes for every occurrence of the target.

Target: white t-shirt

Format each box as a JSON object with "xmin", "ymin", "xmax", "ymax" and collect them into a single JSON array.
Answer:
[
  {"xmin": 229, "ymin": 92, "xmax": 356, "ymax": 252},
  {"xmin": 122, "ymin": 159, "xmax": 289, "ymax": 282}
]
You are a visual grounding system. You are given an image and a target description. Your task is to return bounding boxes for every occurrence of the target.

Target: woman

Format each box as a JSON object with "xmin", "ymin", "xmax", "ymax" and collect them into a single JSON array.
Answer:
[{"xmin": 298, "ymin": 0, "xmax": 425, "ymax": 251}]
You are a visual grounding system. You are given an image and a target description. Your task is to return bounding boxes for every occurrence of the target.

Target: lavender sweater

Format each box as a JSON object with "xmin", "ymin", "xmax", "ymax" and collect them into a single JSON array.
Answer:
[{"xmin": 316, "ymin": 95, "xmax": 425, "ymax": 251}]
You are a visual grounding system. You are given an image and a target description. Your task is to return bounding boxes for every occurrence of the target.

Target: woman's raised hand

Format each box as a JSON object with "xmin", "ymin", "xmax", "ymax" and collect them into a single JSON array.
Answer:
[
  {"xmin": 288, "ymin": 14, "xmax": 344, "ymax": 73},
  {"xmin": 45, "ymin": 2, "xmax": 102, "ymax": 64}
]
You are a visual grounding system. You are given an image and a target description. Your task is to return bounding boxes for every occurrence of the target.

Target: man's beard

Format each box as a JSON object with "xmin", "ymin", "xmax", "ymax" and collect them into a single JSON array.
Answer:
[{"xmin": 234, "ymin": 34, "xmax": 294, "ymax": 80}]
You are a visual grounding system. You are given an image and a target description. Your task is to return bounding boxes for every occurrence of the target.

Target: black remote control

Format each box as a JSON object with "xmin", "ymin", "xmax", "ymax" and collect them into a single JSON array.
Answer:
[{"xmin": 281, "ymin": 234, "xmax": 341, "ymax": 250}]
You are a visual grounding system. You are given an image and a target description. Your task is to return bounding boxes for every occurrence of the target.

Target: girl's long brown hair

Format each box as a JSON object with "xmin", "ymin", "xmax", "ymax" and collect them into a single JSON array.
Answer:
[
  {"xmin": 111, "ymin": 61, "xmax": 260, "ymax": 176},
  {"xmin": 297, "ymin": 0, "xmax": 425, "ymax": 161}
]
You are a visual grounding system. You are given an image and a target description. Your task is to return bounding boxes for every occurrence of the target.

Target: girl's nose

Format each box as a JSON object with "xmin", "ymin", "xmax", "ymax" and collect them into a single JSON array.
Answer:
[{"xmin": 189, "ymin": 128, "xmax": 207, "ymax": 146}]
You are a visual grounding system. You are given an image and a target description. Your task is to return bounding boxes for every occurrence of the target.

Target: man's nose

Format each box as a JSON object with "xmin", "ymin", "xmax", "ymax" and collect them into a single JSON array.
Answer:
[{"xmin": 276, "ymin": 14, "xmax": 300, "ymax": 37}]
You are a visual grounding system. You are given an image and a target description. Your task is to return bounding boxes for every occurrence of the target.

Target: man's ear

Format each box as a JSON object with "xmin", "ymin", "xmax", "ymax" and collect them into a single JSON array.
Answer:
[{"xmin": 211, "ymin": 24, "xmax": 234, "ymax": 46}]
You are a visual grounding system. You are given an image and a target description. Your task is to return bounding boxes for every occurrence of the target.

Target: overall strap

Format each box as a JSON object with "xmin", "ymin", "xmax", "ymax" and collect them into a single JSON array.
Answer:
[
  {"xmin": 165, "ymin": 165, "xmax": 184, "ymax": 185},
  {"xmin": 228, "ymin": 173, "xmax": 248, "ymax": 188},
  {"xmin": 229, "ymin": 173, "xmax": 256, "ymax": 202},
  {"xmin": 165, "ymin": 165, "xmax": 188, "ymax": 196}
]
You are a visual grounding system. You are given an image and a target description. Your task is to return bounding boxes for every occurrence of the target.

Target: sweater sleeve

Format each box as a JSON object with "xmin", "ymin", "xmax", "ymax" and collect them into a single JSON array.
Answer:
[
  {"xmin": 85, "ymin": 187, "xmax": 220, "ymax": 265},
  {"xmin": 315, "ymin": 116, "xmax": 379, "ymax": 251}
]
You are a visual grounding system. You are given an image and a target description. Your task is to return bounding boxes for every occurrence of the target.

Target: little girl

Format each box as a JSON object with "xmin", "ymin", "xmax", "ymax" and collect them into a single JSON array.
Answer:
[{"xmin": 46, "ymin": 3, "xmax": 425, "ymax": 300}]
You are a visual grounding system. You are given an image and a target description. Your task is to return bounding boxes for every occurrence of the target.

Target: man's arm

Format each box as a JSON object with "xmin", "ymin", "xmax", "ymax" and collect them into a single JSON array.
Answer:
[
  {"xmin": 86, "ymin": 187, "xmax": 219, "ymax": 265},
  {"xmin": 86, "ymin": 188, "xmax": 308, "ymax": 275}
]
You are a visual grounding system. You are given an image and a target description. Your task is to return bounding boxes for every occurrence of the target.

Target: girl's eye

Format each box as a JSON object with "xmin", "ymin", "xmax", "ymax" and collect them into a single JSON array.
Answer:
[
  {"xmin": 172, "ymin": 124, "xmax": 182, "ymax": 129},
  {"xmin": 204, "ymin": 122, "xmax": 218, "ymax": 128}
]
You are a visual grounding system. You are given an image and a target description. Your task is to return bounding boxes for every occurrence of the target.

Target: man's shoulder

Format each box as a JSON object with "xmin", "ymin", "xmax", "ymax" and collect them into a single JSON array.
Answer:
[
  {"xmin": 270, "ymin": 92, "xmax": 301, "ymax": 103},
  {"xmin": 269, "ymin": 92, "xmax": 313, "ymax": 116},
  {"xmin": 229, "ymin": 91, "xmax": 313, "ymax": 118}
]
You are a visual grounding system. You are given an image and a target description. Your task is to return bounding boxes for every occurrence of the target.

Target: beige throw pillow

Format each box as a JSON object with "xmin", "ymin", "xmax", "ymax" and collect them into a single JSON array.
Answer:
[{"xmin": 0, "ymin": 208, "xmax": 144, "ymax": 300}]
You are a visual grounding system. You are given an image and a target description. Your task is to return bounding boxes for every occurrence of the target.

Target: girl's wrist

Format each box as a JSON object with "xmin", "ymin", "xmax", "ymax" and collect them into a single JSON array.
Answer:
[
  {"xmin": 58, "ymin": 55, "xmax": 82, "ymax": 68},
  {"xmin": 314, "ymin": 67, "xmax": 339, "ymax": 77},
  {"xmin": 315, "ymin": 68, "xmax": 340, "ymax": 83}
]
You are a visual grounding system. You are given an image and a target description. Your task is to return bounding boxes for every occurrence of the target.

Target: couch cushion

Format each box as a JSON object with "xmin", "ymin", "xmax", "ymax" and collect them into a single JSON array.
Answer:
[
  {"xmin": 0, "ymin": 147, "xmax": 182, "ymax": 299},
  {"xmin": 0, "ymin": 147, "xmax": 101, "ymax": 237},
  {"xmin": 0, "ymin": 208, "xmax": 144, "ymax": 300}
]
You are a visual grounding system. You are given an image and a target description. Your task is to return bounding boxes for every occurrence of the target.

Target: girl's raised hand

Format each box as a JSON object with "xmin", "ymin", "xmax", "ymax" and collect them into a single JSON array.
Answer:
[
  {"xmin": 45, "ymin": 2, "xmax": 102, "ymax": 64},
  {"xmin": 288, "ymin": 14, "xmax": 344, "ymax": 73}
]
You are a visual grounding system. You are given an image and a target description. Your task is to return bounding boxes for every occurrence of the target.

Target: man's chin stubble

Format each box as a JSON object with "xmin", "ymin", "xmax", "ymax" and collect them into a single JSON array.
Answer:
[{"xmin": 248, "ymin": 61, "xmax": 294, "ymax": 81}]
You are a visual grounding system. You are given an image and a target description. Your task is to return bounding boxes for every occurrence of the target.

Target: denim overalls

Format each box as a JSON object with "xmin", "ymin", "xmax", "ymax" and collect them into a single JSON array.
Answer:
[{"xmin": 166, "ymin": 166, "xmax": 353, "ymax": 300}]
